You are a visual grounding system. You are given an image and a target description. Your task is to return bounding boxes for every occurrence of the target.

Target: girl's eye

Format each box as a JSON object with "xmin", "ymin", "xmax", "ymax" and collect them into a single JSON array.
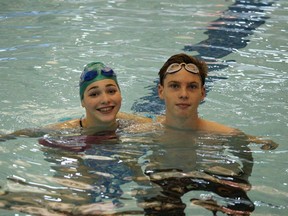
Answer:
[
  {"xmin": 107, "ymin": 88, "xmax": 117, "ymax": 94},
  {"xmin": 88, "ymin": 91, "xmax": 100, "ymax": 97}
]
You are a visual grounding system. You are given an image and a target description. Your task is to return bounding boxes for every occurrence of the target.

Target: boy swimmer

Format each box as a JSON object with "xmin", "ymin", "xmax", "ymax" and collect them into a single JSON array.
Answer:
[{"xmin": 157, "ymin": 53, "xmax": 278, "ymax": 149}]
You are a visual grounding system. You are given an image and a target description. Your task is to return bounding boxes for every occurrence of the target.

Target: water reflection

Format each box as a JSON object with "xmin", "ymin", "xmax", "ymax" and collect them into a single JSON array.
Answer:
[
  {"xmin": 133, "ymin": 130, "xmax": 255, "ymax": 215},
  {"xmin": 0, "ymin": 130, "xmax": 255, "ymax": 215},
  {"xmin": 1, "ymin": 134, "xmax": 144, "ymax": 215},
  {"xmin": 42, "ymin": 144, "xmax": 133, "ymax": 209}
]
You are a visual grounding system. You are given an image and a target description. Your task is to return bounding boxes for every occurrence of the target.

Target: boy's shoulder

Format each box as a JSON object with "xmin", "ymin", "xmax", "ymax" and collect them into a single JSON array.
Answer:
[{"xmin": 199, "ymin": 119, "xmax": 239, "ymax": 134}]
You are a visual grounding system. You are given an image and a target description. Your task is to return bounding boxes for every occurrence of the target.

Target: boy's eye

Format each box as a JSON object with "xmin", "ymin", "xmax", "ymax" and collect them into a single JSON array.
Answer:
[
  {"xmin": 188, "ymin": 84, "xmax": 199, "ymax": 89},
  {"xmin": 169, "ymin": 83, "xmax": 180, "ymax": 89}
]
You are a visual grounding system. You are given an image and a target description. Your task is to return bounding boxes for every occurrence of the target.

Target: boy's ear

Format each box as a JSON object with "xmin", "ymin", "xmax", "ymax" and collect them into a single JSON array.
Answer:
[
  {"xmin": 201, "ymin": 85, "xmax": 206, "ymax": 100},
  {"xmin": 158, "ymin": 84, "xmax": 164, "ymax": 100}
]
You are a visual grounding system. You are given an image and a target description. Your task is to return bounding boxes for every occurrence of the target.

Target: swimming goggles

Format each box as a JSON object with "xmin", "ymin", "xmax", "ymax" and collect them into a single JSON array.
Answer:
[
  {"xmin": 165, "ymin": 63, "xmax": 199, "ymax": 75},
  {"xmin": 79, "ymin": 67, "xmax": 116, "ymax": 86}
]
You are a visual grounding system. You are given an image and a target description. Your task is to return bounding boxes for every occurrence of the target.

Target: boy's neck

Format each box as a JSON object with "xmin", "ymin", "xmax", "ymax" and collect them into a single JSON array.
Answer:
[{"xmin": 163, "ymin": 115, "xmax": 200, "ymax": 131}]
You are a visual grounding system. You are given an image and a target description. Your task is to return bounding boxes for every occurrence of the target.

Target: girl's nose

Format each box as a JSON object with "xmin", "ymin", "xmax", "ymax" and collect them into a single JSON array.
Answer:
[{"xmin": 100, "ymin": 93, "xmax": 110, "ymax": 104}]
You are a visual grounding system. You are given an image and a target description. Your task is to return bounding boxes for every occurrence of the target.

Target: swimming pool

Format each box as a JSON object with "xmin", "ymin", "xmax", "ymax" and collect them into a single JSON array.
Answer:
[{"xmin": 1, "ymin": 0, "xmax": 287, "ymax": 215}]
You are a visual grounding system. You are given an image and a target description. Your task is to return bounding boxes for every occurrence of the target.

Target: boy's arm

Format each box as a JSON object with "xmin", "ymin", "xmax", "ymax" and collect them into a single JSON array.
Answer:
[{"xmin": 247, "ymin": 134, "xmax": 279, "ymax": 150}]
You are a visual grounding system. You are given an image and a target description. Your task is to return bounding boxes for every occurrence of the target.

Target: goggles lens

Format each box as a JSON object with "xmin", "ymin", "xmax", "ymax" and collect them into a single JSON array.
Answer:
[
  {"xmin": 101, "ymin": 66, "xmax": 115, "ymax": 76},
  {"xmin": 166, "ymin": 63, "xmax": 199, "ymax": 75},
  {"xmin": 80, "ymin": 67, "xmax": 116, "ymax": 86}
]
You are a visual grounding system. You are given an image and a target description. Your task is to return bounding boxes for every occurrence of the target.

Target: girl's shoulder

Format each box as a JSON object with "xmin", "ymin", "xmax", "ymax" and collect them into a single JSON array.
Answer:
[
  {"xmin": 117, "ymin": 112, "xmax": 154, "ymax": 123},
  {"xmin": 45, "ymin": 118, "xmax": 80, "ymax": 130}
]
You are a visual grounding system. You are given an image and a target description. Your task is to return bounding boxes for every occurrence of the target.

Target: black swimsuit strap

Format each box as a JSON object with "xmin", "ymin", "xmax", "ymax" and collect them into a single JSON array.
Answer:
[
  {"xmin": 79, "ymin": 117, "xmax": 120, "ymax": 130},
  {"xmin": 79, "ymin": 117, "xmax": 83, "ymax": 128}
]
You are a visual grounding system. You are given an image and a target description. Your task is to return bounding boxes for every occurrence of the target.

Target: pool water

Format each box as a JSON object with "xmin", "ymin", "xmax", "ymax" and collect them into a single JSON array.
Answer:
[{"xmin": 1, "ymin": 0, "xmax": 287, "ymax": 215}]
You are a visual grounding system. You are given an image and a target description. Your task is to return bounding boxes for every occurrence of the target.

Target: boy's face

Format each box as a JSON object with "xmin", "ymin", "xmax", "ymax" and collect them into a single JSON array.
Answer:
[{"xmin": 158, "ymin": 68, "xmax": 205, "ymax": 119}]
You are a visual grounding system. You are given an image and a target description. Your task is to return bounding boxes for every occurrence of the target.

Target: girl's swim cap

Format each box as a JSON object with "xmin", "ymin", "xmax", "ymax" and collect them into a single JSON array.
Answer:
[{"xmin": 79, "ymin": 62, "xmax": 119, "ymax": 100}]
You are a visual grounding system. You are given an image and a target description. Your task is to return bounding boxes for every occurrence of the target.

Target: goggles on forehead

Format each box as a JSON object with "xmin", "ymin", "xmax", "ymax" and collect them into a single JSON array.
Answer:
[
  {"xmin": 79, "ymin": 66, "xmax": 116, "ymax": 86},
  {"xmin": 165, "ymin": 63, "xmax": 199, "ymax": 75}
]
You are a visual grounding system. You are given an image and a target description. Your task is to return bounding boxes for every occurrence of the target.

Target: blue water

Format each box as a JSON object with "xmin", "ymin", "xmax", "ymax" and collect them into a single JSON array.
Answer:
[{"xmin": 1, "ymin": 0, "xmax": 287, "ymax": 215}]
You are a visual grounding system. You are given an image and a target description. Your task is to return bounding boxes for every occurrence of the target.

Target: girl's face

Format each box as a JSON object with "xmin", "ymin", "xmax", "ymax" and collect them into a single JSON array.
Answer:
[{"xmin": 81, "ymin": 79, "xmax": 122, "ymax": 127}]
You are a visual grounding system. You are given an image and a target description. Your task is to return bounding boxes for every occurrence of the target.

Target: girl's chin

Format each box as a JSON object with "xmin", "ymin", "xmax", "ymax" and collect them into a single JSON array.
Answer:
[
  {"xmin": 97, "ymin": 114, "xmax": 117, "ymax": 123},
  {"xmin": 93, "ymin": 108, "xmax": 119, "ymax": 123}
]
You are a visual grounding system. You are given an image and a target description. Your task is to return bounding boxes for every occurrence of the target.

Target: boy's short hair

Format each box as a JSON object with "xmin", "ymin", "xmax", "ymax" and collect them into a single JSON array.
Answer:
[{"xmin": 158, "ymin": 53, "xmax": 208, "ymax": 86}]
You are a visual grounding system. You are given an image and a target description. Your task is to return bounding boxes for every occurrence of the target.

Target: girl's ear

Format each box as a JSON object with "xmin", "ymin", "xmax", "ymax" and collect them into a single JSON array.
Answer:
[
  {"xmin": 81, "ymin": 99, "xmax": 85, "ymax": 108},
  {"xmin": 158, "ymin": 84, "xmax": 164, "ymax": 100}
]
